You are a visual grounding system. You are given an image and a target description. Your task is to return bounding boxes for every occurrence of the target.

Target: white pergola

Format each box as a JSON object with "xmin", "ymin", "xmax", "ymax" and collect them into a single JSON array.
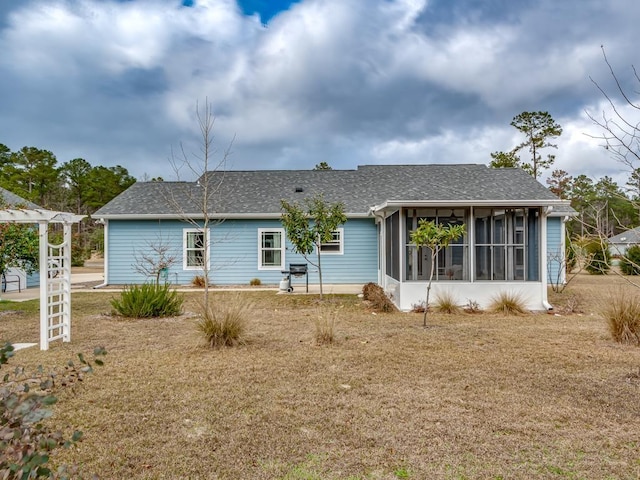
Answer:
[{"xmin": 0, "ymin": 209, "xmax": 85, "ymax": 350}]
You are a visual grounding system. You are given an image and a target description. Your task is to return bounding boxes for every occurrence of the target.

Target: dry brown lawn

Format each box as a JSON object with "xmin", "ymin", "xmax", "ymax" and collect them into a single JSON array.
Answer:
[{"xmin": 1, "ymin": 273, "xmax": 640, "ymax": 479}]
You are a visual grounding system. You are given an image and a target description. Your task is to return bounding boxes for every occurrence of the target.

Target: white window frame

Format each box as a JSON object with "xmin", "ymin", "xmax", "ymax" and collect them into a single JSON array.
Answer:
[
  {"xmin": 319, "ymin": 228, "xmax": 344, "ymax": 255},
  {"xmin": 258, "ymin": 228, "xmax": 285, "ymax": 270},
  {"xmin": 183, "ymin": 228, "xmax": 210, "ymax": 271}
]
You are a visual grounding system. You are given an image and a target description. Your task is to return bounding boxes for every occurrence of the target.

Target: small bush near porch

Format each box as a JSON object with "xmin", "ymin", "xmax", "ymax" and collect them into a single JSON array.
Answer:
[{"xmin": 0, "ymin": 273, "xmax": 639, "ymax": 479}]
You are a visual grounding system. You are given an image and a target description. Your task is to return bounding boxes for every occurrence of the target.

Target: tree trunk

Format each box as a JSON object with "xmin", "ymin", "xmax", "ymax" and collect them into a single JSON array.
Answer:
[
  {"xmin": 423, "ymin": 251, "xmax": 437, "ymax": 327},
  {"xmin": 317, "ymin": 247, "xmax": 323, "ymax": 300}
]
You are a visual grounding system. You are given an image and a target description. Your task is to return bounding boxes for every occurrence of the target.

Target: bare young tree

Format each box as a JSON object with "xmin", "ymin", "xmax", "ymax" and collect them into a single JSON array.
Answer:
[
  {"xmin": 133, "ymin": 234, "xmax": 178, "ymax": 285},
  {"xmin": 165, "ymin": 99, "xmax": 235, "ymax": 305}
]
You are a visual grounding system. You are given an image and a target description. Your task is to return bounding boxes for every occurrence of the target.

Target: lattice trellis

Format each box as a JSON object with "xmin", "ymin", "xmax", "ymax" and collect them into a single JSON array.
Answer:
[{"xmin": 0, "ymin": 209, "xmax": 85, "ymax": 350}]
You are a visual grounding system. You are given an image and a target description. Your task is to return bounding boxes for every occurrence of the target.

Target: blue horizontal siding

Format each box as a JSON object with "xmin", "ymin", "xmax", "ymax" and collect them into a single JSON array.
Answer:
[
  {"xmin": 106, "ymin": 218, "xmax": 378, "ymax": 285},
  {"xmin": 546, "ymin": 217, "xmax": 563, "ymax": 284}
]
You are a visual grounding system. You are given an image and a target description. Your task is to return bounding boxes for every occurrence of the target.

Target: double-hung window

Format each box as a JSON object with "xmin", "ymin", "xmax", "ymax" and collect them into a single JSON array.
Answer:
[
  {"xmin": 183, "ymin": 228, "xmax": 210, "ymax": 270},
  {"xmin": 319, "ymin": 229, "xmax": 344, "ymax": 254},
  {"xmin": 258, "ymin": 228, "xmax": 285, "ymax": 270}
]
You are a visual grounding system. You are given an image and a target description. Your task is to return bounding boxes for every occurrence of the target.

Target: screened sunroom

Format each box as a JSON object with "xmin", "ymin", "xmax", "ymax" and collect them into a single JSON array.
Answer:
[{"xmin": 376, "ymin": 204, "xmax": 561, "ymax": 311}]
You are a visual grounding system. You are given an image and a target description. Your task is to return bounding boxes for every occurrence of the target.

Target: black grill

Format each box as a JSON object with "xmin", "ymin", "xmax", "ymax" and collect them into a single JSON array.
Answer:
[{"xmin": 289, "ymin": 264, "xmax": 308, "ymax": 277}]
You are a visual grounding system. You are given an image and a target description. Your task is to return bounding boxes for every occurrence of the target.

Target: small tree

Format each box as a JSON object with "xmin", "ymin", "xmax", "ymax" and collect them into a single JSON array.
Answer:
[
  {"xmin": 410, "ymin": 219, "xmax": 466, "ymax": 327},
  {"xmin": 167, "ymin": 99, "xmax": 234, "ymax": 306},
  {"xmin": 0, "ymin": 221, "xmax": 39, "ymax": 282},
  {"xmin": 281, "ymin": 194, "xmax": 347, "ymax": 300},
  {"xmin": 133, "ymin": 235, "xmax": 178, "ymax": 285}
]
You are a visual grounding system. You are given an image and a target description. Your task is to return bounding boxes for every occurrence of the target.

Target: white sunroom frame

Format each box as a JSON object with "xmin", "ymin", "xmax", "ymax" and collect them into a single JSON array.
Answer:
[{"xmin": 0, "ymin": 208, "xmax": 85, "ymax": 350}]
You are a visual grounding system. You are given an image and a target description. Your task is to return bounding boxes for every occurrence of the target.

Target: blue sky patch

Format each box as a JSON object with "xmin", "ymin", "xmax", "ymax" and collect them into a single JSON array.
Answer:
[{"xmin": 236, "ymin": 0, "xmax": 301, "ymax": 24}]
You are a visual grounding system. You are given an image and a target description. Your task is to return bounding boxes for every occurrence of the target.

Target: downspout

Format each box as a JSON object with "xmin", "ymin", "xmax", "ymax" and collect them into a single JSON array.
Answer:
[
  {"xmin": 93, "ymin": 219, "xmax": 109, "ymax": 289},
  {"xmin": 541, "ymin": 206, "xmax": 553, "ymax": 310},
  {"xmin": 369, "ymin": 207, "xmax": 385, "ymax": 286}
]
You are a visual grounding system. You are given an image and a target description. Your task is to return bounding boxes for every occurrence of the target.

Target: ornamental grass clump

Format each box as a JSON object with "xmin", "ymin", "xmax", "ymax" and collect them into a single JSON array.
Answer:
[
  {"xmin": 433, "ymin": 291, "xmax": 461, "ymax": 314},
  {"xmin": 315, "ymin": 308, "xmax": 339, "ymax": 345},
  {"xmin": 489, "ymin": 291, "xmax": 527, "ymax": 315},
  {"xmin": 602, "ymin": 290, "xmax": 640, "ymax": 345},
  {"xmin": 111, "ymin": 283, "xmax": 184, "ymax": 318},
  {"xmin": 196, "ymin": 296, "xmax": 250, "ymax": 348}
]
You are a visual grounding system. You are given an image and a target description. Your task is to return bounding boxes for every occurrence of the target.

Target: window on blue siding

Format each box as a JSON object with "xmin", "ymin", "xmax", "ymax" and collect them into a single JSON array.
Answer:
[
  {"xmin": 258, "ymin": 228, "xmax": 285, "ymax": 270},
  {"xmin": 319, "ymin": 229, "xmax": 343, "ymax": 254},
  {"xmin": 183, "ymin": 228, "xmax": 210, "ymax": 270}
]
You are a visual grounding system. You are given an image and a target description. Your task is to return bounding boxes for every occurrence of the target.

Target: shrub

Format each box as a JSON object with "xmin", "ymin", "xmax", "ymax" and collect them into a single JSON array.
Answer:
[
  {"xmin": 620, "ymin": 245, "xmax": 640, "ymax": 275},
  {"xmin": 433, "ymin": 291, "xmax": 461, "ymax": 314},
  {"xmin": 0, "ymin": 343, "xmax": 106, "ymax": 479},
  {"xmin": 111, "ymin": 283, "xmax": 184, "ymax": 318},
  {"xmin": 362, "ymin": 282, "xmax": 378, "ymax": 301},
  {"xmin": 191, "ymin": 275, "xmax": 209, "ymax": 287},
  {"xmin": 602, "ymin": 291, "xmax": 640, "ymax": 345},
  {"xmin": 489, "ymin": 291, "xmax": 527, "ymax": 315},
  {"xmin": 249, "ymin": 278, "xmax": 262, "ymax": 286},
  {"xmin": 362, "ymin": 283, "xmax": 397, "ymax": 313},
  {"xmin": 464, "ymin": 299, "xmax": 482, "ymax": 314},
  {"xmin": 410, "ymin": 302, "xmax": 426, "ymax": 313},
  {"xmin": 196, "ymin": 296, "xmax": 249, "ymax": 348},
  {"xmin": 584, "ymin": 239, "xmax": 610, "ymax": 275}
]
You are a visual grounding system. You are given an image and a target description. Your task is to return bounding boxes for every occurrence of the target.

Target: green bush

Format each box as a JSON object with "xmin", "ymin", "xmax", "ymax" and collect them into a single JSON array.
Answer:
[
  {"xmin": 620, "ymin": 245, "xmax": 640, "ymax": 275},
  {"xmin": 111, "ymin": 283, "xmax": 184, "ymax": 318},
  {"xmin": 196, "ymin": 296, "xmax": 249, "ymax": 348},
  {"xmin": 0, "ymin": 343, "xmax": 106, "ymax": 479},
  {"xmin": 585, "ymin": 239, "xmax": 610, "ymax": 275}
]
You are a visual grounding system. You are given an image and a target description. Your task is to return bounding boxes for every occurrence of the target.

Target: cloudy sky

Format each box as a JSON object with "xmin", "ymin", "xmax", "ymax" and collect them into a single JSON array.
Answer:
[{"xmin": 1, "ymin": 0, "xmax": 639, "ymax": 185}]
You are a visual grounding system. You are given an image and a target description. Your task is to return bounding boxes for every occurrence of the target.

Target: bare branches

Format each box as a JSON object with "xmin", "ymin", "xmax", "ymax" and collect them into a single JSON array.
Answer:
[
  {"xmin": 585, "ymin": 46, "xmax": 640, "ymax": 168},
  {"xmin": 133, "ymin": 234, "xmax": 178, "ymax": 285}
]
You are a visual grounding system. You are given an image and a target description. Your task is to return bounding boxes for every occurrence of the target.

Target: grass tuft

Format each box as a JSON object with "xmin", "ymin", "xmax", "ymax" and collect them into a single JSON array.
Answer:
[
  {"xmin": 315, "ymin": 308, "xmax": 339, "ymax": 345},
  {"xmin": 249, "ymin": 278, "xmax": 262, "ymax": 286},
  {"xmin": 489, "ymin": 291, "xmax": 527, "ymax": 315},
  {"xmin": 196, "ymin": 295, "xmax": 250, "ymax": 348},
  {"xmin": 433, "ymin": 290, "xmax": 461, "ymax": 314},
  {"xmin": 601, "ymin": 290, "xmax": 640, "ymax": 345}
]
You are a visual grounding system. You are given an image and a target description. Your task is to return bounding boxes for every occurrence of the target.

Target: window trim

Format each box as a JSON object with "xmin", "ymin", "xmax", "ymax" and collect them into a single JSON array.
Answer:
[
  {"xmin": 319, "ymin": 228, "xmax": 344, "ymax": 255},
  {"xmin": 258, "ymin": 228, "xmax": 285, "ymax": 270},
  {"xmin": 183, "ymin": 228, "xmax": 210, "ymax": 271}
]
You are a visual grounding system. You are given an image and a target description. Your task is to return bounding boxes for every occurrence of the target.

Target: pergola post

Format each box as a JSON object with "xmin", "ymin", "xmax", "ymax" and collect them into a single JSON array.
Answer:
[
  {"xmin": 38, "ymin": 221, "xmax": 48, "ymax": 350},
  {"xmin": 0, "ymin": 209, "xmax": 84, "ymax": 350}
]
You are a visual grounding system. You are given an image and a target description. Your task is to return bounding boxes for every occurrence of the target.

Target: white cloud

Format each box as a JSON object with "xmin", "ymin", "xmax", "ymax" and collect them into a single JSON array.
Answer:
[{"xmin": 0, "ymin": 0, "xmax": 639, "ymax": 184}]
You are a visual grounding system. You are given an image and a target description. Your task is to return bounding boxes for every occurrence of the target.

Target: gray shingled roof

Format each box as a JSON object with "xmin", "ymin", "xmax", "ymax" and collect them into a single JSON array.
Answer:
[
  {"xmin": 0, "ymin": 187, "xmax": 41, "ymax": 209},
  {"xmin": 609, "ymin": 227, "xmax": 640, "ymax": 245},
  {"xmin": 94, "ymin": 164, "xmax": 567, "ymax": 218}
]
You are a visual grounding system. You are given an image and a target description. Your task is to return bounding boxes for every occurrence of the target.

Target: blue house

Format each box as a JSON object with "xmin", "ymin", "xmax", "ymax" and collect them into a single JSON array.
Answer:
[{"xmin": 94, "ymin": 164, "xmax": 573, "ymax": 310}]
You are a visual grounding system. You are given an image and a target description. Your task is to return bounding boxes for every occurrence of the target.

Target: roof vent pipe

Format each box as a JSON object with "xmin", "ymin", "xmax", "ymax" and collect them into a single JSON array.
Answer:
[{"xmin": 295, "ymin": 187, "xmax": 304, "ymax": 193}]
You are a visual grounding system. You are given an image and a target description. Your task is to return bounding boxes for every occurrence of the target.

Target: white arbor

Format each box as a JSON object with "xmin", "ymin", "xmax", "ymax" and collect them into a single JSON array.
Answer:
[{"xmin": 0, "ymin": 209, "xmax": 84, "ymax": 350}]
